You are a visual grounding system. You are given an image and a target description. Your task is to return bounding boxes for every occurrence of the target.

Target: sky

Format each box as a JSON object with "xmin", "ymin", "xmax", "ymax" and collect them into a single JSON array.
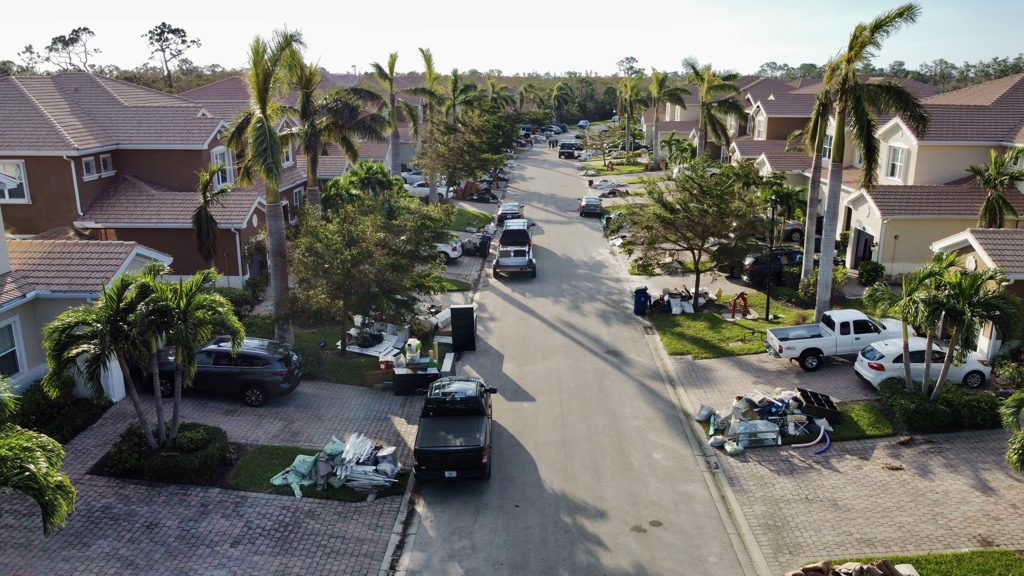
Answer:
[{"xmin": 3, "ymin": 1, "xmax": 1019, "ymax": 77}]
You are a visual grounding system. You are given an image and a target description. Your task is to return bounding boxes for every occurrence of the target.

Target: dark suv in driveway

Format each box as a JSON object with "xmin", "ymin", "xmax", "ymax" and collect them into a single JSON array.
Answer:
[
  {"xmin": 152, "ymin": 337, "xmax": 302, "ymax": 407},
  {"xmin": 740, "ymin": 247, "xmax": 845, "ymax": 287}
]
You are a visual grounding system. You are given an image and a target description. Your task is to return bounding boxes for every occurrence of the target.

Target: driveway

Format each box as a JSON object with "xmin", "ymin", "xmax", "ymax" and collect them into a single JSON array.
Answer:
[
  {"xmin": 0, "ymin": 382, "xmax": 423, "ymax": 576},
  {"xmin": 671, "ymin": 352, "xmax": 1024, "ymax": 573}
]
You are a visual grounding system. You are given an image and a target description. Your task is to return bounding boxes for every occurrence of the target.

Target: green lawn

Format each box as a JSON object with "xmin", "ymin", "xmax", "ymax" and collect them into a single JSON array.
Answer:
[
  {"xmin": 450, "ymin": 206, "xmax": 494, "ymax": 231},
  {"xmin": 651, "ymin": 291, "xmax": 814, "ymax": 359},
  {"xmin": 832, "ymin": 550, "xmax": 1024, "ymax": 576},
  {"xmin": 232, "ymin": 444, "xmax": 407, "ymax": 502},
  {"xmin": 578, "ymin": 160, "xmax": 646, "ymax": 177}
]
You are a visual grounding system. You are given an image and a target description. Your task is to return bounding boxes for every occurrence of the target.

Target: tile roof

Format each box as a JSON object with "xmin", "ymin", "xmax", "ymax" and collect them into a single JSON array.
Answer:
[
  {"xmin": 317, "ymin": 140, "xmax": 391, "ymax": 177},
  {"xmin": 75, "ymin": 174, "xmax": 266, "ymax": 228},
  {"xmin": 732, "ymin": 138, "xmax": 790, "ymax": 158},
  {"xmin": 761, "ymin": 149, "xmax": 812, "ymax": 172},
  {"xmin": 654, "ymin": 120, "xmax": 699, "ymax": 138},
  {"xmin": 964, "ymin": 228, "xmax": 1024, "ymax": 275},
  {"xmin": 915, "ymin": 73, "xmax": 1024, "ymax": 143},
  {"xmin": 866, "ymin": 178, "xmax": 1024, "ymax": 217},
  {"xmin": 755, "ymin": 93, "xmax": 819, "ymax": 117},
  {"xmin": 0, "ymin": 73, "xmax": 222, "ymax": 153},
  {"xmin": 0, "ymin": 238, "xmax": 172, "ymax": 306},
  {"xmin": 742, "ymin": 77, "xmax": 798, "ymax": 103}
]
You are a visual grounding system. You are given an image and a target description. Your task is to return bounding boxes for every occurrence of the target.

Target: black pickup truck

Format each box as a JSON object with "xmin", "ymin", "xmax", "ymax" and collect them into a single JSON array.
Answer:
[
  {"xmin": 412, "ymin": 376, "xmax": 497, "ymax": 481},
  {"xmin": 558, "ymin": 142, "xmax": 578, "ymax": 159}
]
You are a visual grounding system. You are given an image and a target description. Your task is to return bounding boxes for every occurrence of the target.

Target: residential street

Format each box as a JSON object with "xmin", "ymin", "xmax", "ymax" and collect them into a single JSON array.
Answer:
[{"xmin": 398, "ymin": 143, "xmax": 756, "ymax": 575}]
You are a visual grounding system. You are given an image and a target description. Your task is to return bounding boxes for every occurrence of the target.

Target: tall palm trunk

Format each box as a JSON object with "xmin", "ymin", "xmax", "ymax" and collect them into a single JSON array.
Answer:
[
  {"xmin": 305, "ymin": 155, "xmax": 321, "ymax": 215},
  {"xmin": 814, "ymin": 106, "xmax": 846, "ymax": 321},
  {"xmin": 921, "ymin": 330, "xmax": 936, "ymax": 395},
  {"xmin": 801, "ymin": 119, "xmax": 827, "ymax": 281},
  {"xmin": 171, "ymin": 357, "xmax": 184, "ymax": 441},
  {"xmin": 652, "ymin": 112, "xmax": 660, "ymax": 165},
  {"xmin": 899, "ymin": 321, "xmax": 914, "ymax": 393},
  {"xmin": 389, "ymin": 124, "xmax": 401, "ymax": 177},
  {"xmin": 265, "ymin": 194, "xmax": 293, "ymax": 345},
  {"xmin": 117, "ymin": 351, "xmax": 157, "ymax": 449},
  {"xmin": 930, "ymin": 327, "xmax": 961, "ymax": 401},
  {"xmin": 147, "ymin": 337, "xmax": 166, "ymax": 444}
]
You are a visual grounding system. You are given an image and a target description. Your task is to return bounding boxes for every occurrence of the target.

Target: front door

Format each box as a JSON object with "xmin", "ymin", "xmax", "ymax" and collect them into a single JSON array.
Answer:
[{"xmin": 852, "ymin": 228, "xmax": 875, "ymax": 269}]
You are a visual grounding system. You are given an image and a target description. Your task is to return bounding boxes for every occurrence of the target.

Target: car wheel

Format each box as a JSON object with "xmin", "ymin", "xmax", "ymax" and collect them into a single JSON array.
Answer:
[
  {"xmin": 788, "ymin": 229, "xmax": 803, "ymax": 243},
  {"xmin": 158, "ymin": 377, "xmax": 173, "ymax": 398},
  {"xmin": 798, "ymin": 351, "xmax": 822, "ymax": 372},
  {"xmin": 962, "ymin": 370, "xmax": 986, "ymax": 389},
  {"xmin": 727, "ymin": 264, "xmax": 742, "ymax": 279},
  {"xmin": 438, "ymin": 251, "xmax": 451, "ymax": 265},
  {"xmin": 242, "ymin": 384, "xmax": 268, "ymax": 407},
  {"xmin": 530, "ymin": 266, "xmax": 537, "ymax": 278},
  {"xmin": 492, "ymin": 266, "xmax": 499, "ymax": 278},
  {"xmin": 482, "ymin": 463, "xmax": 492, "ymax": 480}
]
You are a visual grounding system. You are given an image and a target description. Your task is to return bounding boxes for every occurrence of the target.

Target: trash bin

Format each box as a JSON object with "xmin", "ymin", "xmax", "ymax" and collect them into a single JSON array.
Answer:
[
  {"xmin": 633, "ymin": 286, "xmax": 651, "ymax": 316},
  {"xmin": 478, "ymin": 233, "xmax": 492, "ymax": 257},
  {"xmin": 588, "ymin": 179, "xmax": 594, "ymax": 187}
]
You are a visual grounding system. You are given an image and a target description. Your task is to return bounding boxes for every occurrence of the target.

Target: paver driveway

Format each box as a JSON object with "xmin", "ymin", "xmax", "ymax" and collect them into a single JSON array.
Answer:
[
  {"xmin": 672, "ymin": 353, "xmax": 1024, "ymax": 573},
  {"xmin": 0, "ymin": 381, "xmax": 422, "ymax": 576}
]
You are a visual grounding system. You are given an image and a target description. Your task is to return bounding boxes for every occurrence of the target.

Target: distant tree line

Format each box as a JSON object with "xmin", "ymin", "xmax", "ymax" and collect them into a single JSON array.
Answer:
[{"xmin": 756, "ymin": 54, "xmax": 1024, "ymax": 92}]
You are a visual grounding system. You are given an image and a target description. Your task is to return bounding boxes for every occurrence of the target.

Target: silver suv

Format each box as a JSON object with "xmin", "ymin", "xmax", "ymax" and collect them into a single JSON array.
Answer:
[{"xmin": 492, "ymin": 219, "xmax": 536, "ymax": 278}]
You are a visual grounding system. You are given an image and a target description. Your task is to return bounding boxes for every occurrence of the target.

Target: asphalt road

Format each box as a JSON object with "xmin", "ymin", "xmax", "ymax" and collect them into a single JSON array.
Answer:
[{"xmin": 399, "ymin": 140, "xmax": 752, "ymax": 575}]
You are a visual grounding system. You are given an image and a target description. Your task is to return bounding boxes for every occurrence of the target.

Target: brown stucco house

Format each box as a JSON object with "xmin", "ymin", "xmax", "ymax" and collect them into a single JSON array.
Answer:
[
  {"xmin": 0, "ymin": 72, "xmax": 302, "ymax": 284},
  {"xmin": 0, "ymin": 206, "xmax": 172, "ymax": 398}
]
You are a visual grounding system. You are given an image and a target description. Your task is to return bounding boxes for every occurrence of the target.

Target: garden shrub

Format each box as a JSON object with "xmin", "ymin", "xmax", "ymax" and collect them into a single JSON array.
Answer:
[
  {"xmin": 106, "ymin": 422, "xmax": 232, "ymax": 484},
  {"xmin": 289, "ymin": 293, "xmax": 341, "ymax": 328},
  {"xmin": 244, "ymin": 273, "xmax": 268, "ymax": 302},
  {"xmin": 17, "ymin": 380, "xmax": 108, "ymax": 444},
  {"xmin": 293, "ymin": 340, "xmax": 324, "ymax": 380},
  {"xmin": 798, "ymin": 266, "xmax": 848, "ymax": 307},
  {"xmin": 212, "ymin": 286, "xmax": 256, "ymax": 319},
  {"xmin": 857, "ymin": 260, "xmax": 886, "ymax": 286},
  {"xmin": 878, "ymin": 378, "xmax": 952, "ymax": 432},
  {"xmin": 242, "ymin": 314, "xmax": 274, "ymax": 339},
  {"xmin": 878, "ymin": 378, "xmax": 1001, "ymax": 432},
  {"xmin": 839, "ymin": 231, "xmax": 850, "ymax": 253},
  {"xmin": 780, "ymin": 266, "xmax": 802, "ymax": 290}
]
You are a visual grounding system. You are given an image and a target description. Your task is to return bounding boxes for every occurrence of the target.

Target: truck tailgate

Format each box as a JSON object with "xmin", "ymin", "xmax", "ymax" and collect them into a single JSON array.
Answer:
[{"xmin": 416, "ymin": 416, "xmax": 487, "ymax": 448}]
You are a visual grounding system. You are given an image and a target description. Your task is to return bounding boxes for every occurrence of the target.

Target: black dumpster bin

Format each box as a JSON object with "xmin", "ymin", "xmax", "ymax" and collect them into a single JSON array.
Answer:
[
  {"xmin": 633, "ymin": 286, "xmax": 651, "ymax": 316},
  {"xmin": 478, "ymin": 233, "xmax": 492, "ymax": 257}
]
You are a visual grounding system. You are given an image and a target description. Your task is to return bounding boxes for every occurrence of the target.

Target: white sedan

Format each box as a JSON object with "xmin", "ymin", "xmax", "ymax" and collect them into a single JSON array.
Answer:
[
  {"xmin": 854, "ymin": 336, "xmax": 991, "ymax": 389},
  {"xmin": 405, "ymin": 181, "xmax": 454, "ymax": 199},
  {"xmin": 400, "ymin": 169, "xmax": 423, "ymax": 184}
]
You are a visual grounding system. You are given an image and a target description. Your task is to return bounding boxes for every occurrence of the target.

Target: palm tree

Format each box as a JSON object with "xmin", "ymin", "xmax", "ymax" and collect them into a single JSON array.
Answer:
[
  {"xmin": 660, "ymin": 131, "xmax": 695, "ymax": 167},
  {"xmin": 484, "ymin": 76, "xmax": 515, "ymax": 110},
  {"xmin": 930, "ymin": 267, "xmax": 1024, "ymax": 401},
  {"xmin": 191, "ymin": 162, "xmax": 233, "ymax": 269},
  {"xmin": 363, "ymin": 52, "xmax": 422, "ymax": 177},
  {"xmin": 283, "ymin": 59, "xmax": 389, "ymax": 214},
  {"xmin": 550, "ymin": 81, "xmax": 569, "ymax": 123},
  {"xmin": 683, "ymin": 59, "xmax": 746, "ymax": 157},
  {"xmin": 0, "ymin": 379, "xmax": 76, "ymax": 536},
  {"xmin": 442, "ymin": 68, "xmax": 481, "ymax": 125},
  {"xmin": 968, "ymin": 147, "xmax": 1024, "ymax": 228},
  {"xmin": 800, "ymin": 90, "xmax": 834, "ymax": 281},
  {"xmin": 863, "ymin": 268, "xmax": 938, "ymax": 393},
  {"xmin": 146, "ymin": 270, "xmax": 244, "ymax": 442},
  {"xmin": 617, "ymin": 72, "xmax": 647, "ymax": 153},
  {"xmin": 1001, "ymin": 387, "xmax": 1024, "ymax": 474},
  {"xmin": 403, "ymin": 48, "xmax": 446, "ymax": 204},
  {"xmin": 648, "ymin": 68, "xmax": 691, "ymax": 166},
  {"xmin": 516, "ymin": 83, "xmax": 537, "ymax": 112},
  {"xmin": 918, "ymin": 251, "xmax": 962, "ymax": 391},
  {"xmin": 42, "ymin": 266, "xmax": 160, "ymax": 449},
  {"xmin": 813, "ymin": 3, "xmax": 929, "ymax": 321},
  {"xmin": 225, "ymin": 29, "xmax": 304, "ymax": 345}
]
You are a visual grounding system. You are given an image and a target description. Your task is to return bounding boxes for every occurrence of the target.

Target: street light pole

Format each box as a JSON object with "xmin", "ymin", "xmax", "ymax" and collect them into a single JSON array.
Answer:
[{"xmin": 766, "ymin": 199, "xmax": 776, "ymax": 322}]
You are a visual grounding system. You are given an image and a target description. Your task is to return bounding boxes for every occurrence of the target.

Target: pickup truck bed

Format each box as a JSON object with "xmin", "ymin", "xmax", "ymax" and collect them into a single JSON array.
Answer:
[
  {"xmin": 416, "ymin": 416, "xmax": 487, "ymax": 448},
  {"xmin": 768, "ymin": 325, "xmax": 825, "ymax": 341}
]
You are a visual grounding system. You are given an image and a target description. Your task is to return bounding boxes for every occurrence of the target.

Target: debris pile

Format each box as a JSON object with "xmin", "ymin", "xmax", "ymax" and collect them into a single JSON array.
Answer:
[
  {"xmin": 697, "ymin": 388, "xmax": 840, "ymax": 456},
  {"xmin": 270, "ymin": 432, "xmax": 402, "ymax": 498},
  {"xmin": 787, "ymin": 559, "xmax": 919, "ymax": 576}
]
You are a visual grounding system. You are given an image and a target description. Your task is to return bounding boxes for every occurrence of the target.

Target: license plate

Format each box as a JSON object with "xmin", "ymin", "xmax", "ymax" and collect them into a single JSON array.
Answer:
[{"xmin": 444, "ymin": 471, "xmax": 457, "ymax": 478}]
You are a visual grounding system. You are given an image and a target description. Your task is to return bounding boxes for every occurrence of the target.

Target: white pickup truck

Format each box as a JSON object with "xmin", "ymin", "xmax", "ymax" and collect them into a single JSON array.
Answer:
[{"xmin": 764, "ymin": 309, "xmax": 905, "ymax": 372}]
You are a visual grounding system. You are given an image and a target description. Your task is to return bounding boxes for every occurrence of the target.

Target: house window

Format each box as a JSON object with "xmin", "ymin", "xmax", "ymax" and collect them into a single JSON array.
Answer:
[
  {"xmin": 822, "ymin": 134, "xmax": 833, "ymax": 160},
  {"xmin": 887, "ymin": 146, "xmax": 908, "ymax": 181},
  {"xmin": 665, "ymin": 103, "xmax": 671, "ymax": 118},
  {"xmin": 674, "ymin": 106, "xmax": 680, "ymax": 121},
  {"xmin": 211, "ymin": 146, "xmax": 233, "ymax": 187},
  {"xmin": 720, "ymin": 148, "xmax": 731, "ymax": 165},
  {"xmin": 755, "ymin": 116, "xmax": 765, "ymax": 140},
  {"xmin": 0, "ymin": 318, "xmax": 23, "ymax": 378},
  {"xmin": 291, "ymin": 188, "xmax": 306, "ymax": 223},
  {"xmin": 746, "ymin": 115, "xmax": 753, "ymax": 135},
  {"xmin": 0, "ymin": 160, "xmax": 29, "ymax": 201},
  {"xmin": 100, "ymin": 154, "xmax": 115, "ymax": 175},
  {"xmin": 282, "ymin": 143, "xmax": 294, "ymax": 167},
  {"xmin": 82, "ymin": 157, "xmax": 97, "ymax": 180},
  {"xmin": 727, "ymin": 115, "xmax": 737, "ymax": 134}
]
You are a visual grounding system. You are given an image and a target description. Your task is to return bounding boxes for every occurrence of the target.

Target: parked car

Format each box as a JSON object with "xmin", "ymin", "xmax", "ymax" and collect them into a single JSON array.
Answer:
[
  {"xmin": 436, "ymin": 236, "xmax": 463, "ymax": 264},
  {"xmin": 150, "ymin": 337, "xmax": 302, "ymax": 407},
  {"xmin": 854, "ymin": 337, "xmax": 991, "ymax": 389},
  {"xmin": 736, "ymin": 215, "xmax": 806, "ymax": 243},
  {"xmin": 496, "ymin": 202, "xmax": 524, "ymax": 224},
  {"xmin": 740, "ymin": 247, "xmax": 844, "ymax": 287},
  {"xmin": 405, "ymin": 180, "xmax": 455, "ymax": 200},
  {"xmin": 543, "ymin": 125, "xmax": 563, "ymax": 134},
  {"xmin": 574, "ymin": 133, "xmax": 585, "ymax": 140},
  {"xmin": 413, "ymin": 376, "xmax": 497, "ymax": 481},
  {"xmin": 577, "ymin": 120, "xmax": 590, "ymax": 129},
  {"xmin": 400, "ymin": 169, "xmax": 423, "ymax": 184},
  {"xmin": 609, "ymin": 139, "xmax": 649, "ymax": 151},
  {"xmin": 765, "ymin": 310, "xmax": 904, "ymax": 372},
  {"xmin": 578, "ymin": 195, "xmax": 604, "ymax": 217},
  {"xmin": 558, "ymin": 142, "xmax": 578, "ymax": 159},
  {"xmin": 493, "ymin": 218, "xmax": 536, "ymax": 278},
  {"xmin": 557, "ymin": 123, "xmax": 569, "ymax": 133}
]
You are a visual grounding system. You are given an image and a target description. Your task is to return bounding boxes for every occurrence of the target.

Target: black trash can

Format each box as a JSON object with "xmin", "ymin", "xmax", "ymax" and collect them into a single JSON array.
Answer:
[
  {"xmin": 633, "ymin": 286, "xmax": 651, "ymax": 316},
  {"xmin": 478, "ymin": 233, "xmax": 492, "ymax": 257}
]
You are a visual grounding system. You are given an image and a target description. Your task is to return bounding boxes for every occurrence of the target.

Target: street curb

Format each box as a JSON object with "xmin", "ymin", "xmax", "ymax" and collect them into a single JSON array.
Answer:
[{"xmin": 598, "ymin": 173, "xmax": 771, "ymax": 576}]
